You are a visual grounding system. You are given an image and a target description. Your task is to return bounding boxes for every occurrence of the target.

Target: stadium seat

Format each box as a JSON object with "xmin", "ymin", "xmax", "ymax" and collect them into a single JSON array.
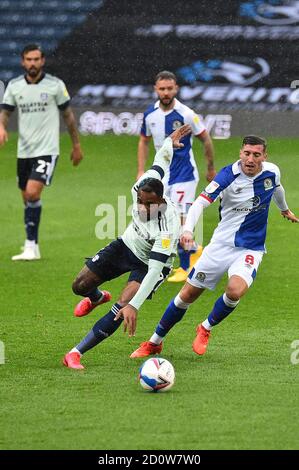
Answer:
[{"xmin": 0, "ymin": 0, "xmax": 103, "ymax": 81}]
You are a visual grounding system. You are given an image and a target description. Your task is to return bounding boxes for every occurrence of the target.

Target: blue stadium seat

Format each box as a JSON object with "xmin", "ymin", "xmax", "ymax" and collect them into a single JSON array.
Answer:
[{"xmin": 0, "ymin": 0, "xmax": 103, "ymax": 81}]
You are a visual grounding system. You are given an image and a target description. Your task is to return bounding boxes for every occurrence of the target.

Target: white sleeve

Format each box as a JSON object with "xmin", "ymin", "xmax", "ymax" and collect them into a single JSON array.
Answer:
[
  {"xmin": 184, "ymin": 109, "xmax": 206, "ymax": 136},
  {"xmin": 184, "ymin": 195, "xmax": 211, "ymax": 233},
  {"xmin": 56, "ymin": 79, "xmax": 71, "ymax": 108},
  {"xmin": 131, "ymin": 136, "xmax": 173, "ymax": 200},
  {"xmin": 273, "ymin": 184, "xmax": 288, "ymax": 211},
  {"xmin": 142, "ymin": 136, "xmax": 173, "ymax": 180},
  {"xmin": 2, "ymin": 82, "xmax": 16, "ymax": 109},
  {"xmin": 128, "ymin": 259, "xmax": 164, "ymax": 310}
]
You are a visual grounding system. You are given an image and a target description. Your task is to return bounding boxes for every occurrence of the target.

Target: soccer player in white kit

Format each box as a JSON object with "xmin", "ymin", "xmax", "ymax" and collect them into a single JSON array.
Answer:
[
  {"xmin": 131, "ymin": 135, "xmax": 298, "ymax": 358},
  {"xmin": 0, "ymin": 44, "xmax": 83, "ymax": 260},
  {"xmin": 137, "ymin": 71, "xmax": 215, "ymax": 282},
  {"xmin": 63, "ymin": 125, "xmax": 191, "ymax": 370}
]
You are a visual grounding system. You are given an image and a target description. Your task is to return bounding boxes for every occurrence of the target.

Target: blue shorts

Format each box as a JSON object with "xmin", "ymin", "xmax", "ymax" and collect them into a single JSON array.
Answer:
[{"xmin": 86, "ymin": 238, "xmax": 170, "ymax": 296}]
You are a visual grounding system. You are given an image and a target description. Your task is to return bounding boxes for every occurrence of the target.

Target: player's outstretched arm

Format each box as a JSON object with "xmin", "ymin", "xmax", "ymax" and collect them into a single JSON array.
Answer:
[
  {"xmin": 281, "ymin": 209, "xmax": 299, "ymax": 223},
  {"xmin": 134, "ymin": 124, "xmax": 192, "ymax": 190},
  {"xmin": 273, "ymin": 184, "xmax": 299, "ymax": 223},
  {"xmin": 169, "ymin": 124, "xmax": 192, "ymax": 148}
]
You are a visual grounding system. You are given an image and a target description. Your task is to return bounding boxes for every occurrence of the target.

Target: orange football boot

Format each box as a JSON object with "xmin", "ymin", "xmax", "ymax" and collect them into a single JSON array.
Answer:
[
  {"xmin": 130, "ymin": 341, "xmax": 163, "ymax": 358},
  {"xmin": 192, "ymin": 324, "xmax": 211, "ymax": 355},
  {"xmin": 63, "ymin": 352, "xmax": 84, "ymax": 370},
  {"xmin": 74, "ymin": 290, "xmax": 112, "ymax": 317}
]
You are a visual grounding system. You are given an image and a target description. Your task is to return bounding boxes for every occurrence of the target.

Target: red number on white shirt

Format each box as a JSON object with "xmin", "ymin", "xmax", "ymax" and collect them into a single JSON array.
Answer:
[
  {"xmin": 176, "ymin": 191, "xmax": 185, "ymax": 203},
  {"xmin": 245, "ymin": 255, "xmax": 254, "ymax": 265}
]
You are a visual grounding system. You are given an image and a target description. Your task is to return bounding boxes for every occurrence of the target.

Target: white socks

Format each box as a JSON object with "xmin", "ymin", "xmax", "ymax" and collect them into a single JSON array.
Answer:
[
  {"xmin": 70, "ymin": 347, "xmax": 82, "ymax": 357},
  {"xmin": 174, "ymin": 294, "xmax": 191, "ymax": 310},
  {"xmin": 149, "ymin": 333, "xmax": 163, "ymax": 345},
  {"xmin": 202, "ymin": 319, "xmax": 213, "ymax": 331}
]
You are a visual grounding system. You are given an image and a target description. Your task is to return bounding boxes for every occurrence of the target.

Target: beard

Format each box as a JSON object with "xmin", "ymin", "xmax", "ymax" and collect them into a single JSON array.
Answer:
[
  {"xmin": 27, "ymin": 67, "xmax": 40, "ymax": 77},
  {"xmin": 160, "ymin": 96, "xmax": 174, "ymax": 107}
]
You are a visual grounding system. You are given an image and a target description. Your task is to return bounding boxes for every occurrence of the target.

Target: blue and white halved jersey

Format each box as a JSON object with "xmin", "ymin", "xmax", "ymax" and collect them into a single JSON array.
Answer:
[
  {"xmin": 200, "ymin": 160, "xmax": 281, "ymax": 252},
  {"xmin": 141, "ymin": 98, "xmax": 206, "ymax": 185}
]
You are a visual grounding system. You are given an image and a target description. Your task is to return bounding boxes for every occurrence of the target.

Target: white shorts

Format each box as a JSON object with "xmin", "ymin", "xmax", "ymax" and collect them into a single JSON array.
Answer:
[
  {"xmin": 164, "ymin": 180, "xmax": 198, "ymax": 215},
  {"xmin": 188, "ymin": 241, "xmax": 264, "ymax": 290}
]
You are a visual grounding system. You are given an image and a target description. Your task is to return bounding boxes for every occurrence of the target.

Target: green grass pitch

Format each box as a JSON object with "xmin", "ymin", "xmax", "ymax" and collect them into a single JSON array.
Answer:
[{"xmin": 0, "ymin": 133, "xmax": 298, "ymax": 450}]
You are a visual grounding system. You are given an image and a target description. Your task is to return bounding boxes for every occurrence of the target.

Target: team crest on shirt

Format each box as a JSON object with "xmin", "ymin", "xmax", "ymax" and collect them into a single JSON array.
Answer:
[
  {"xmin": 264, "ymin": 178, "xmax": 273, "ymax": 190},
  {"xmin": 172, "ymin": 120, "xmax": 183, "ymax": 130},
  {"xmin": 196, "ymin": 272, "xmax": 206, "ymax": 282},
  {"xmin": 162, "ymin": 238, "xmax": 171, "ymax": 249},
  {"xmin": 40, "ymin": 93, "xmax": 48, "ymax": 102}
]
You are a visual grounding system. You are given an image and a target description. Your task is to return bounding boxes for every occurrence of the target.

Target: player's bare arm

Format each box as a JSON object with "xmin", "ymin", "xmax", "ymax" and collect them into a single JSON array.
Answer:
[
  {"xmin": 115, "ymin": 304, "xmax": 138, "ymax": 337},
  {"xmin": 281, "ymin": 209, "xmax": 299, "ymax": 223},
  {"xmin": 0, "ymin": 109, "xmax": 11, "ymax": 145},
  {"xmin": 197, "ymin": 130, "xmax": 216, "ymax": 182},
  {"xmin": 62, "ymin": 106, "xmax": 83, "ymax": 166}
]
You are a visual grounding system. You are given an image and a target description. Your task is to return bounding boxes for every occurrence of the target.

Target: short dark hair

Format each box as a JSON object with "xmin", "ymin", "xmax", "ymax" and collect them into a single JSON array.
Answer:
[
  {"xmin": 138, "ymin": 178, "xmax": 164, "ymax": 198},
  {"xmin": 155, "ymin": 70, "xmax": 177, "ymax": 84},
  {"xmin": 242, "ymin": 135, "xmax": 267, "ymax": 151},
  {"xmin": 21, "ymin": 44, "xmax": 44, "ymax": 58}
]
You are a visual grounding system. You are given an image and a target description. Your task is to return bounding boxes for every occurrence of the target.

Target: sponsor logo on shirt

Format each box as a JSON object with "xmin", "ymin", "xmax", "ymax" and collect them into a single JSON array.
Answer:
[
  {"xmin": 40, "ymin": 93, "xmax": 48, "ymax": 101},
  {"xmin": 232, "ymin": 195, "xmax": 268, "ymax": 212}
]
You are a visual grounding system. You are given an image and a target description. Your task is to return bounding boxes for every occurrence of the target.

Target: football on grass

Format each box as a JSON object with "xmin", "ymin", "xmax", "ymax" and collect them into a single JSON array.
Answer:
[{"xmin": 139, "ymin": 357, "xmax": 175, "ymax": 392}]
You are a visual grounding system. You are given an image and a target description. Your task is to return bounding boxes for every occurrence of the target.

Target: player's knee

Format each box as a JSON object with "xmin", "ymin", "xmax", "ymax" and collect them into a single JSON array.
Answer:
[
  {"xmin": 225, "ymin": 286, "xmax": 241, "ymax": 302},
  {"xmin": 72, "ymin": 277, "xmax": 88, "ymax": 296},
  {"xmin": 25, "ymin": 190, "xmax": 40, "ymax": 202}
]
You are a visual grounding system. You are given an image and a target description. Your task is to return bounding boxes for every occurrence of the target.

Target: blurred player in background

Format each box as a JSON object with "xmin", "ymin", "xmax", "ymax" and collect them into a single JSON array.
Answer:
[
  {"xmin": 0, "ymin": 44, "xmax": 83, "ymax": 260},
  {"xmin": 131, "ymin": 135, "xmax": 298, "ymax": 358},
  {"xmin": 137, "ymin": 70, "xmax": 215, "ymax": 282},
  {"xmin": 63, "ymin": 125, "xmax": 191, "ymax": 370}
]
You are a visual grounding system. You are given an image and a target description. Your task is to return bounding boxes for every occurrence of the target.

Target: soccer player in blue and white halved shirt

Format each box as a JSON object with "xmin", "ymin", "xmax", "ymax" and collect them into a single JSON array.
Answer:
[
  {"xmin": 131, "ymin": 135, "xmax": 298, "ymax": 358},
  {"xmin": 137, "ymin": 71, "xmax": 215, "ymax": 282}
]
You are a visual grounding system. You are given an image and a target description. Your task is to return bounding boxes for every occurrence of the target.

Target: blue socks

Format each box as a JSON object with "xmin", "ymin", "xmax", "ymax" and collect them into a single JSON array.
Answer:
[
  {"xmin": 177, "ymin": 242, "xmax": 191, "ymax": 271},
  {"xmin": 155, "ymin": 296, "xmax": 190, "ymax": 338},
  {"xmin": 207, "ymin": 294, "xmax": 239, "ymax": 326},
  {"xmin": 25, "ymin": 200, "xmax": 42, "ymax": 242},
  {"xmin": 76, "ymin": 303, "xmax": 123, "ymax": 354},
  {"xmin": 177, "ymin": 242, "xmax": 197, "ymax": 271}
]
